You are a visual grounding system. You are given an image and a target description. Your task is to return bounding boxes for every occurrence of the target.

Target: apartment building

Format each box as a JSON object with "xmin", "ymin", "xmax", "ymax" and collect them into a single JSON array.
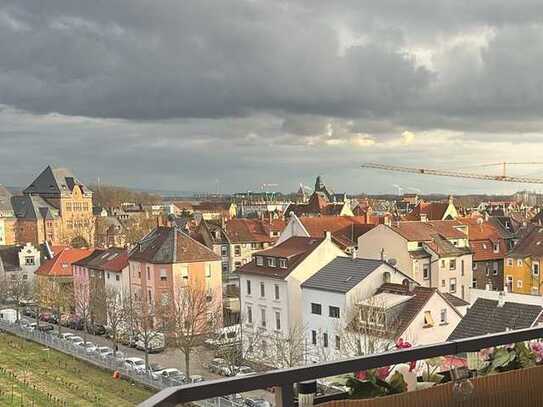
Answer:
[{"xmin": 357, "ymin": 221, "xmax": 473, "ymax": 301}]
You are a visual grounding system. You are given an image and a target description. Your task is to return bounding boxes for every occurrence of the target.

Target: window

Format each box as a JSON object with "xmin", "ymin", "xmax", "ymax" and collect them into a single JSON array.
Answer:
[
  {"xmin": 221, "ymin": 246, "xmax": 228, "ymax": 257},
  {"xmin": 222, "ymin": 263, "xmax": 229, "ymax": 273},
  {"xmin": 417, "ymin": 242, "xmax": 423, "ymax": 248},
  {"xmin": 138, "ymin": 270, "xmax": 142, "ymax": 279},
  {"xmin": 423, "ymin": 311, "xmax": 434, "ymax": 327},
  {"xmin": 441, "ymin": 260, "xmax": 446, "ymax": 269},
  {"xmin": 449, "ymin": 259, "xmax": 456, "ymax": 270},
  {"xmin": 534, "ymin": 263, "xmax": 540, "ymax": 276},
  {"xmin": 311, "ymin": 303, "xmax": 322, "ymax": 315},
  {"xmin": 260, "ymin": 308, "xmax": 266, "ymax": 328},
  {"xmin": 335, "ymin": 335, "xmax": 341, "ymax": 351},
  {"xmin": 147, "ymin": 267, "xmax": 151, "ymax": 280},
  {"xmin": 493, "ymin": 262, "xmax": 498, "ymax": 275},
  {"xmin": 275, "ymin": 311, "xmax": 281, "ymax": 331},
  {"xmin": 441, "ymin": 279, "xmax": 446, "ymax": 288},
  {"xmin": 279, "ymin": 259, "xmax": 287, "ymax": 269},
  {"xmin": 246, "ymin": 280, "xmax": 252, "ymax": 295},
  {"xmin": 472, "ymin": 263, "xmax": 477, "ymax": 271},
  {"xmin": 517, "ymin": 280, "xmax": 523, "ymax": 288},
  {"xmin": 234, "ymin": 245, "xmax": 241, "ymax": 256},
  {"xmin": 260, "ymin": 282, "xmax": 265, "ymax": 297},
  {"xmin": 449, "ymin": 278, "xmax": 457, "ymax": 293},
  {"xmin": 147, "ymin": 290, "xmax": 152, "ymax": 303},
  {"xmin": 267, "ymin": 257, "xmax": 276, "ymax": 267},
  {"xmin": 507, "ymin": 258, "xmax": 513, "ymax": 266},
  {"xmin": 311, "ymin": 330, "xmax": 317, "ymax": 345},
  {"xmin": 107, "ymin": 272, "xmax": 110, "ymax": 280},
  {"xmin": 116, "ymin": 274, "xmax": 120, "ymax": 282},
  {"xmin": 323, "ymin": 333, "xmax": 328, "ymax": 348},
  {"xmin": 247, "ymin": 306, "xmax": 253, "ymax": 324},
  {"xmin": 461, "ymin": 285, "xmax": 465, "ymax": 299},
  {"xmin": 235, "ymin": 261, "xmax": 242, "ymax": 269},
  {"xmin": 160, "ymin": 268, "xmax": 167, "ymax": 281},
  {"xmin": 329, "ymin": 306, "xmax": 340, "ymax": 319},
  {"xmin": 206, "ymin": 265, "xmax": 212, "ymax": 278},
  {"xmin": 256, "ymin": 256, "xmax": 264, "ymax": 266},
  {"xmin": 251, "ymin": 243, "xmax": 258, "ymax": 249},
  {"xmin": 493, "ymin": 242, "xmax": 500, "ymax": 253},
  {"xmin": 518, "ymin": 259, "xmax": 523, "ymax": 267},
  {"xmin": 423, "ymin": 264, "xmax": 430, "ymax": 280},
  {"xmin": 274, "ymin": 284, "xmax": 280, "ymax": 300},
  {"xmin": 24, "ymin": 256, "xmax": 35, "ymax": 266},
  {"xmin": 181, "ymin": 266, "xmax": 188, "ymax": 280},
  {"xmin": 461, "ymin": 260, "xmax": 465, "ymax": 276},
  {"xmin": 472, "ymin": 278, "xmax": 477, "ymax": 288},
  {"xmin": 440, "ymin": 309, "xmax": 447, "ymax": 324}
]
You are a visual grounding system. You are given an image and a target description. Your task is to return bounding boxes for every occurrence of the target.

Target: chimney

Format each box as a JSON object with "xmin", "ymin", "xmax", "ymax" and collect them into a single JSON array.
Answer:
[
  {"xmin": 380, "ymin": 248, "xmax": 385, "ymax": 261},
  {"xmin": 497, "ymin": 291, "xmax": 506, "ymax": 307},
  {"xmin": 351, "ymin": 248, "xmax": 357, "ymax": 260}
]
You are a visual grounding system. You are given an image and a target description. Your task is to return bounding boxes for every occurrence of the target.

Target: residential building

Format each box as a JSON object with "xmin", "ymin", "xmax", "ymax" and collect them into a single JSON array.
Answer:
[
  {"xmin": 95, "ymin": 216, "xmax": 126, "ymax": 248},
  {"xmin": 448, "ymin": 295, "xmax": 543, "ymax": 340},
  {"xmin": 0, "ymin": 242, "xmax": 53, "ymax": 282},
  {"xmin": 301, "ymin": 257, "xmax": 416, "ymax": 362},
  {"xmin": 192, "ymin": 201, "xmax": 237, "ymax": 221},
  {"xmin": 277, "ymin": 214, "xmax": 375, "ymax": 253},
  {"xmin": 238, "ymin": 234, "xmax": 344, "ymax": 367},
  {"xmin": 404, "ymin": 196, "xmax": 459, "ymax": 221},
  {"xmin": 457, "ymin": 217, "xmax": 509, "ymax": 291},
  {"xmin": 504, "ymin": 225, "xmax": 543, "ymax": 295},
  {"xmin": 128, "ymin": 226, "xmax": 223, "ymax": 332},
  {"xmin": 357, "ymin": 221, "xmax": 473, "ymax": 300},
  {"xmin": 35, "ymin": 247, "xmax": 95, "ymax": 306}
]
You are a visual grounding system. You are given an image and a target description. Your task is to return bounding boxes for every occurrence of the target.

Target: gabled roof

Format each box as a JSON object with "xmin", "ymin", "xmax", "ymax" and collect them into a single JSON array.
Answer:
[
  {"xmin": 225, "ymin": 219, "xmax": 283, "ymax": 244},
  {"xmin": 442, "ymin": 292, "xmax": 470, "ymax": 307},
  {"xmin": 376, "ymin": 283, "xmax": 461, "ymax": 336},
  {"xmin": 238, "ymin": 236, "xmax": 325, "ymax": 279},
  {"xmin": 0, "ymin": 244, "xmax": 53, "ymax": 272},
  {"xmin": 390, "ymin": 220, "xmax": 467, "ymax": 242},
  {"xmin": 448, "ymin": 298, "xmax": 543, "ymax": 340},
  {"xmin": 301, "ymin": 257, "xmax": 404, "ymax": 293},
  {"xmin": 508, "ymin": 225, "xmax": 543, "ymax": 258},
  {"xmin": 129, "ymin": 226, "xmax": 220, "ymax": 264},
  {"xmin": 36, "ymin": 247, "xmax": 95, "ymax": 277},
  {"xmin": 424, "ymin": 234, "xmax": 472, "ymax": 257},
  {"xmin": 74, "ymin": 247, "xmax": 128, "ymax": 272},
  {"xmin": 23, "ymin": 166, "xmax": 90, "ymax": 196},
  {"xmin": 11, "ymin": 195, "xmax": 60, "ymax": 220},
  {"xmin": 405, "ymin": 201, "xmax": 451, "ymax": 221},
  {"xmin": 298, "ymin": 216, "xmax": 375, "ymax": 248}
]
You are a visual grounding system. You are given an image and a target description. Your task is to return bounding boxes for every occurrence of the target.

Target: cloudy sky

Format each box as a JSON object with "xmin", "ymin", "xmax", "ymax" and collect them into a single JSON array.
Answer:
[{"xmin": 2, "ymin": 1, "xmax": 543, "ymax": 195}]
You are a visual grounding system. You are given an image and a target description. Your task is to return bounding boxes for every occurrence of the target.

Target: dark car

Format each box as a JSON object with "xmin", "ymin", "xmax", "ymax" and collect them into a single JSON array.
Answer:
[
  {"xmin": 37, "ymin": 323, "xmax": 54, "ymax": 332},
  {"xmin": 40, "ymin": 312, "xmax": 59, "ymax": 324},
  {"xmin": 85, "ymin": 322, "xmax": 106, "ymax": 336},
  {"xmin": 23, "ymin": 308, "xmax": 37, "ymax": 318},
  {"xmin": 68, "ymin": 317, "xmax": 84, "ymax": 331}
]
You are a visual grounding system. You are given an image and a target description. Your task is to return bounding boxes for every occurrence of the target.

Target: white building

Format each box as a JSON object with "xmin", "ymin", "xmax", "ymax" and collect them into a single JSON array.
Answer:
[
  {"xmin": 301, "ymin": 256, "xmax": 415, "ymax": 362},
  {"xmin": 238, "ymin": 233, "xmax": 344, "ymax": 367},
  {"xmin": 357, "ymin": 221, "xmax": 473, "ymax": 301},
  {"xmin": 0, "ymin": 242, "xmax": 51, "ymax": 283}
]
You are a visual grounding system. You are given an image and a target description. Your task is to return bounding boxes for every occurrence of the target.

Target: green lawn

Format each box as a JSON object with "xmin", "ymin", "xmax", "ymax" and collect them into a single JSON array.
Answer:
[{"xmin": 0, "ymin": 331, "xmax": 154, "ymax": 407}]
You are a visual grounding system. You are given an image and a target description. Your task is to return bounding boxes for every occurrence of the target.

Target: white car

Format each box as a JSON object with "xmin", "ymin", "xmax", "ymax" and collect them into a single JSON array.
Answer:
[
  {"xmin": 157, "ymin": 368, "xmax": 186, "ymax": 385},
  {"xmin": 68, "ymin": 336, "xmax": 84, "ymax": 346},
  {"xmin": 96, "ymin": 346, "xmax": 113, "ymax": 359},
  {"xmin": 235, "ymin": 366, "xmax": 256, "ymax": 377},
  {"xmin": 80, "ymin": 342, "xmax": 97, "ymax": 354},
  {"xmin": 59, "ymin": 332, "xmax": 75, "ymax": 340},
  {"xmin": 124, "ymin": 357, "xmax": 146, "ymax": 374}
]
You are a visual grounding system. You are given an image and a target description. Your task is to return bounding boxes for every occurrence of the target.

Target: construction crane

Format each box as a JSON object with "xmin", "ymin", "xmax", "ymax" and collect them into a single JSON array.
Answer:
[{"xmin": 361, "ymin": 162, "xmax": 543, "ymax": 184}]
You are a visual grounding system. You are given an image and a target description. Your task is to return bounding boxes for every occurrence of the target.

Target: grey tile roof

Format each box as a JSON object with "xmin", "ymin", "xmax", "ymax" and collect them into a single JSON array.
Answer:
[
  {"xmin": 11, "ymin": 195, "xmax": 59, "ymax": 220},
  {"xmin": 23, "ymin": 166, "xmax": 90, "ymax": 196},
  {"xmin": 448, "ymin": 298, "xmax": 543, "ymax": 340},
  {"xmin": 301, "ymin": 257, "xmax": 386, "ymax": 293}
]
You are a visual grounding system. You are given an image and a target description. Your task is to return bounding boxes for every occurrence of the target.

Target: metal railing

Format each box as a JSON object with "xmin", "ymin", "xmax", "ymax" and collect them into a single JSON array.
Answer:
[
  {"xmin": 0, "ymin": 320, "xmax": 244, "ymax": 407},
  {"xmin": 138, "ymin": 325, "xmax": 543, "ymax": 407}
]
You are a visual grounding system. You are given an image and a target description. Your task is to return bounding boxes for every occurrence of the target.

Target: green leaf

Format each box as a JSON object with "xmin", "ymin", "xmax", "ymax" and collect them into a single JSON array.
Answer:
[
  {"xmin": 491, "ymin": 348, "xmax": 515, "ymax": 370},
  {"xmin": 387, "ymin": 371, "xmax": 407, "ymax": 394}
]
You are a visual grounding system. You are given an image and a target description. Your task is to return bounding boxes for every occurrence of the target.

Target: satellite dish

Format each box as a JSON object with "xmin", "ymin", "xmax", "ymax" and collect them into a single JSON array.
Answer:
[{"xmin": 387, "ymin": 258, "xmax": 398, "ymax": 266}]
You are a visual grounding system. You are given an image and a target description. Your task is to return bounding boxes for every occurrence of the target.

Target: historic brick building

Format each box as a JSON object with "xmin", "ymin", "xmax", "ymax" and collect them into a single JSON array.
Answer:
[{"xmin": 0, "ymin": 166, "xmax": 94, "ymax": 247}]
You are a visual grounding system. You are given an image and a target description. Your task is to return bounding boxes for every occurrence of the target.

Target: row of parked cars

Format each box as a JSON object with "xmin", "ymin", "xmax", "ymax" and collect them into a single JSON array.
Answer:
[{"xmin": 207, "ymin": 357, "xmax": 256, "ymax": 377}]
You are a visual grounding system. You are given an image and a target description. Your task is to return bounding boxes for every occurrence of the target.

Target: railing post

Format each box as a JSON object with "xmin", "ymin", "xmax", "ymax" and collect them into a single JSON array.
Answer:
[{"xmin": 274, "ymin": 384, "xmax": 294, "ymax": 407}]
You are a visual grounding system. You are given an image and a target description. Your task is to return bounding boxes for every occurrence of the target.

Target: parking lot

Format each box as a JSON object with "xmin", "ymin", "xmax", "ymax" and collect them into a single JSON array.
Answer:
[{"xmin": 15, "ymin": 316, "xmax": 275, "ymax": 405}]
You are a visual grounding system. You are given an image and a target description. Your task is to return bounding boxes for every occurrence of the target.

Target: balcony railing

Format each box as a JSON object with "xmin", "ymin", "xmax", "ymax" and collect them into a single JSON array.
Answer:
[{"xmin": 138, "ymin": 325, "xmax": 543, "ymax": 407}]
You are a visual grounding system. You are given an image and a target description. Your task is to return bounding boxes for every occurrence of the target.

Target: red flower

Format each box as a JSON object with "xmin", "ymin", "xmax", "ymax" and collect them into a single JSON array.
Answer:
[
  {"xmin": 355, "ymin": 370, "xmax": 368, "ymax": 380},
  {"xmin": 396, "ymin": 338, "xmax": 416, "ymax": 371}
]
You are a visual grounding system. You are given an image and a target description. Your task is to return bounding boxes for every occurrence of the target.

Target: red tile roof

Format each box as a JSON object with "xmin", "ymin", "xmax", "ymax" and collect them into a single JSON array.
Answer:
[
  {"xmin": 238, "ymin": 236, "xmax": 325, "ymax": 279},
  {"xmin": 225, "ymin": 219, "xmax": 284, "ymax": 243},
  {"xmin": 36, "ymin": 247, "xmax": 95, "ymax": 277},
  {"xmin": 102, "ymin": 251, "xmax": 129, "ymax": 272},
  {"xmin": 457, "ymin": 217, "xmax": 508, "ymax": 261},
  {"xmin": 298, "ymin": 216, "xmax": 375, "ymax": 248},
  {"xmin": 391, "ymin": 220, "xmax": 467, "ymax": 241},
  {"xmin": 404, "ymin": 201, "xmax": 450, "ymax": 221}
]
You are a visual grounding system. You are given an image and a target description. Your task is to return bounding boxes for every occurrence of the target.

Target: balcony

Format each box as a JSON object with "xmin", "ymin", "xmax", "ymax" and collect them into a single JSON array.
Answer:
[{"xmin": 138, "ymin": 326, "xmax": 543, "ymax": 407}]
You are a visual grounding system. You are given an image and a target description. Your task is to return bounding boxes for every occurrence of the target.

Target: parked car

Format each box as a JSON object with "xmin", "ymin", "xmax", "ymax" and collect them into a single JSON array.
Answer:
[
  {"xmin": 69, "ymin": 317, "xmax": 84, "ymax": 331},
  {"xmin": 37, "ymin": 323, "xmax": 54, "ymax": 332},
  {"xmin": 0, "ymin": 308, "xmax": 18, "ymax": 323},
  {"xmin": 23, "ymin": 308, "xmax": 37, "ymax": 318},
  {"xmin": 225, "ymin": 394, "xmax": 244, "ymax": 403},
  {"xmin": 235, "ymin": 366, "xmax": 256, "ymax": 377},
  {"xmin": 205, "ymin": 325, "xmax": 241, "ymax": 348},
  {"xmin": 79, "ymin": 342, "xmax": 97, "ymax": 354},
  {"xmin": 59, "ymin": 332, "xmax": 75, "ymax": 340},
  {"xmin": 68, "ymin": 336, "xmax": 84, "ymax": 346},
  {"xmin": 208, "ymin": 358, "xmax": 228, "ymax": 374},
  {"xmin": 105, "ymin": 350, "xmax": 126, "ymax": 363},
  {"xmin": 147, "ymin": 363, "xmax": 164, "ymax": 380},
  {"xmin": 60, "ymin": 314, "xmax": 73, "ymax": 327},
  {"xmin": 87, "ymin": 323, "xmax": 106, "ymax": 336},
  {"xmin": 95, "ymin": 346, "xmax": 113, "ymax": 358},
  {"xmin": 124, "ymin": 357, "xmax": 146, "ymax": 374},
  {"xmin": 186, "ymin": 375, "xmax": 205, "ymax": 384},
  {"xmin": 39, "ymin": 312, "xmax": 58, "ymax": 324},
  {"xmin": 135, "ymin": 332, "xmax": 165, "ymax": 353},
  {"xmin": 244, "ymin": 398, "xmax": 271, "ymax": 407},
  {"xmin": 157, "ymin": 368, "xmax": 185, "ymax": 385},
  {"xmin": 19, "ymin": 319, "xmax": 30, "ymax": 329}
]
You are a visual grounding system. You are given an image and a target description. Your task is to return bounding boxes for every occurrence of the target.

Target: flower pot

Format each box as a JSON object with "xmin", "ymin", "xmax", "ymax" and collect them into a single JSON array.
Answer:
[{"xmin": 318, "ymin": 364, "xmax": 543, "ymax": 407}]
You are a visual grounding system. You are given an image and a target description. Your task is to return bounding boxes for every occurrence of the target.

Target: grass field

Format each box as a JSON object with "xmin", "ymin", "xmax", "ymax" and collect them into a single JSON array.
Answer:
[{"xmin": 0, "ymin": 331, "xmax": 154, "ymax": 407}]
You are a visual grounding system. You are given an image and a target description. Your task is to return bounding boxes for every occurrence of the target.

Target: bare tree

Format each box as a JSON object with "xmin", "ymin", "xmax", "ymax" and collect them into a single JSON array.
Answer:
[
  {"xmin": 104, "ymin": 287, "xmax": 129, "ymax": 356},
  {"xmin": 164, "ymin": 286, "xmax": 221, "ymax": 378},
  {"xmin": 73, "ymin": 279, "xmax": 93, "ymax": 344},
  {"xmin": 131, "ymin": 295, "xmax": 165, "ymax": 370},
  {"xmin": 268, "ymin": 323, "xmax": 308, "ymax": 368},
  {"xmin": 38, "ymin": 279, "xmax": 73, "ymax": 336},
  {"xmin": 3, "ymin": 274, "xmax": 32, "ymax": 322},
  {"xmin": 123, "ymin": 216, "xmax": 157, "ymax": 245},
  {"xmin": 339, "ymin": 296, "xmax": 400, "ymax": 358}
]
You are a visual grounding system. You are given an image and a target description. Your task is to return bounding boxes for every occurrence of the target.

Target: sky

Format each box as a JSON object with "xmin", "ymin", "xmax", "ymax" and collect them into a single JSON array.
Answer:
[{"xmin": 2, "ymin": 1, "xmax": 543, "ymax": 195}]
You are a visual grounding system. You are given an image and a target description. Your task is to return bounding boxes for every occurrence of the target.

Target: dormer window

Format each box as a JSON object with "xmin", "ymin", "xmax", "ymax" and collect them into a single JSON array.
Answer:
[
  {"xmin": 256, "ymin": 256, "xmax": 264, "ymax": 266},
  {"xmin": 279, "ymin": 259, "xmax": 287, "ymax": 269},
  {"xmin": 493, "ymin": 242, "xmax": 500, "ymax": 253},
  {"xmin": 267, "ymin": 257, "xmax": 276, "ymax": 267}
]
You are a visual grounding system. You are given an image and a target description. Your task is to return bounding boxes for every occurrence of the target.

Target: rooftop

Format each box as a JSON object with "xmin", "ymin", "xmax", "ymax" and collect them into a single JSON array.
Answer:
[
  {"xmin": 36, "ymin": 247, "xmax": 95, "ymax": 277},
  {"xmin": 390, "ymin": 220, "xmax": 468, "ymax": 242}
]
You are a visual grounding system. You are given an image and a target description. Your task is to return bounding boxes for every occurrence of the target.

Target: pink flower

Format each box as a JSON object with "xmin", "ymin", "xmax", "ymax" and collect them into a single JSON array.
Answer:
[
  {"xmin": 531, "ymin": 342, "xmax": 543, "ymax": 363},
  {"xmin": 395, "ymin": 338, "xmax": 415, "ymax": 370},
  {"xmin": 355, "ymin": 370, "xmax": 368, "ymax": 380}
]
